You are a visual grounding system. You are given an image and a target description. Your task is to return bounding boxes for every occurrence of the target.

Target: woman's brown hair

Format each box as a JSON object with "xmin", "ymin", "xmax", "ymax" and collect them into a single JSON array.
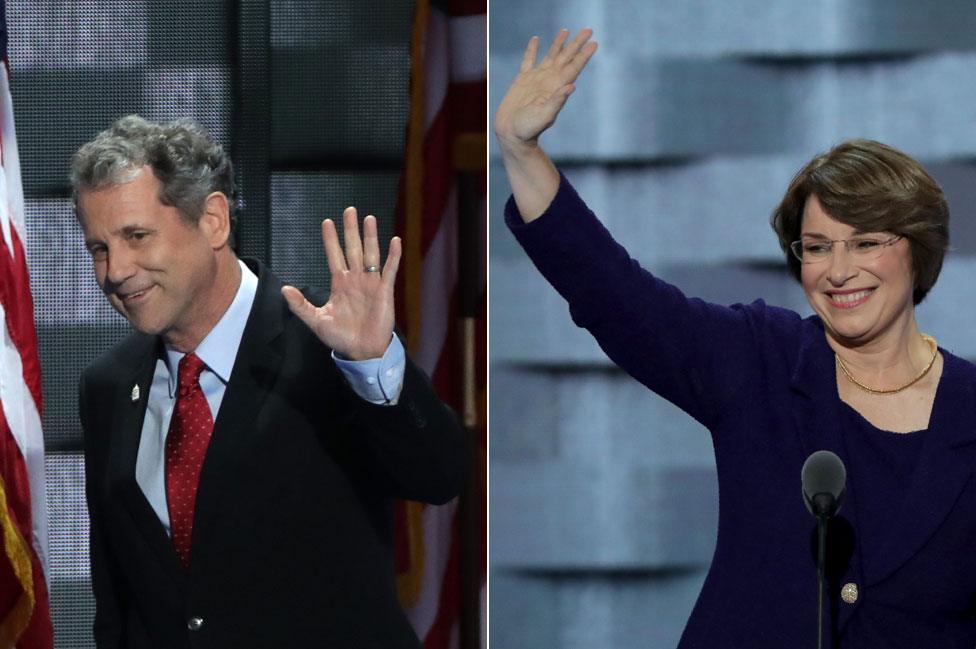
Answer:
[{"xmin": 771, "ymin": 139, "xmax": 949, "ymax": 304}]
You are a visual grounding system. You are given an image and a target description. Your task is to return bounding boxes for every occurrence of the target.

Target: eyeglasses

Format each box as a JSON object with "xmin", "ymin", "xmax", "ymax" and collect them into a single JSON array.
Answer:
[{"xmin": 789, "ymin": 235, "xmax": 902, "ymax": 264}]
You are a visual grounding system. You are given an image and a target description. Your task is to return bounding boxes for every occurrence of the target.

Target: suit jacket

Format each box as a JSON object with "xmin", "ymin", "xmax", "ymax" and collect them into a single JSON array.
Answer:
[
  {"xmin": 507, "ymin": 174, "xmax": 976, "ymax": 648},
  {"xmin": 79, "ymin": 260, "xmax": 470, "ymax": 649}
]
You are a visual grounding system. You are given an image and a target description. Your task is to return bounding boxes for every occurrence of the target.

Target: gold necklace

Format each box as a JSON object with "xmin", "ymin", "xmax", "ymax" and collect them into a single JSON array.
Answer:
[{"xmin": 836, "ymin": 334, "xmax": 938, "ymax": 395}]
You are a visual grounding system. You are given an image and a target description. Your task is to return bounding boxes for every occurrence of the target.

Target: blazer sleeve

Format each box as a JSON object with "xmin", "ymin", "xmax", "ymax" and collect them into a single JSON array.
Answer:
[
  {"xmin": 507, "ymin": 172, "xmax": 771, "ymax": 431},
  {"xmin": 337, "ymin": 355, "xmax": 472, "ymax": 505},
  {"xmin": 79, "ymin": 370, "xmax": 125, "ymax": 649}
]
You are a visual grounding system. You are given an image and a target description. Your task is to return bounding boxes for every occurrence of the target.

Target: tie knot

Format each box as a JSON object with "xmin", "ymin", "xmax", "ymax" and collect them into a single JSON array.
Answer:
[{"xmin": 177, "ymin": 353, "xmax": 207, "ymax": 395}]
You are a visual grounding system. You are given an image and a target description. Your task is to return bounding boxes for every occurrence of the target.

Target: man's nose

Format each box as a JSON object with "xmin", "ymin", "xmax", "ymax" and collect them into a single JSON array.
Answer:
[{"xmin": 102, "ymin": 247, "xmax": 137, "ymax": 288}]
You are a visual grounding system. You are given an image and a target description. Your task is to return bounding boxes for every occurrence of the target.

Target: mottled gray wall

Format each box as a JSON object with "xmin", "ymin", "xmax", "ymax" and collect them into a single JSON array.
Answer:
[{"xmin": 489, "ymin": 2, "xmax": 976, "ymax": 647}]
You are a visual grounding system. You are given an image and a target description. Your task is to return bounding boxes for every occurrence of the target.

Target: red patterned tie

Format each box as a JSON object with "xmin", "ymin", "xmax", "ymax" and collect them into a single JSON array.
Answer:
[{"xmin": 165, "ymin": 353, "xmax": 214, "ymax": 568}]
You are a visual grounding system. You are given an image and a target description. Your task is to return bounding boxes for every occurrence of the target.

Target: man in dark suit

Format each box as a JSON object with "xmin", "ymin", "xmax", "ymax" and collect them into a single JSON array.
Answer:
[{"xmin": 74, "ymin": 115, "xmax": 470, "ymax": 649}]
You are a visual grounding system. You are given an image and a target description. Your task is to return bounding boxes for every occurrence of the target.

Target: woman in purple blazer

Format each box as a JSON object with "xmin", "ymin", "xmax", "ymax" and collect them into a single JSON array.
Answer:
[{"xmin": 495, "ymin": 30, "xmax": 976, "ymax": 648}]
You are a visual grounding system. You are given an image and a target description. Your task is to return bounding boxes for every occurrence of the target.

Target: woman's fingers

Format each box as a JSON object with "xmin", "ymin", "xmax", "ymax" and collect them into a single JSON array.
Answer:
[
  {"xmin": 497, "ymin": 29, "xmax": 597, "ymax": 147},
  {"xmin": 556, "ymin": 28, "xmax": 594, "ymax": 65},
  {"xmin": 567, "ymin": 40, "xmax": 598, "ymax": 79},
  {"xmin": 542, "ymin": 28, "xmax": 570, "ymax": 64},
  {"xmin": 520, "ymin": 35, "xmax": 540, "ymax": 73},
  {"xmin": 527, "ymin": 29, "xmax": 597, "ymax": 84}
]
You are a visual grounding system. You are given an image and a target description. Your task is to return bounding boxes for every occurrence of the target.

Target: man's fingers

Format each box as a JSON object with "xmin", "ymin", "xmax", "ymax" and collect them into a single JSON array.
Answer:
[
  {"xmin": 342, "ymin": 206, "xmax": 364, "ymax": 271},
  {"xmin": 520, "ymin": 35, "xmax": 540, "ymax": 73},
  {"xmin": 362, "ymin": 214, "xmax": 381, "ymax": 270},
  {"xmin": 382, "ymin": 236, "xmax": 402, "ymax": 290},
  {"xmin": 322, "ymin": 218, "xmax": 347, "ymax": 275},
  {"xmin": 281, "ymin": 285, "xmax": 318, "ymax": 329}
]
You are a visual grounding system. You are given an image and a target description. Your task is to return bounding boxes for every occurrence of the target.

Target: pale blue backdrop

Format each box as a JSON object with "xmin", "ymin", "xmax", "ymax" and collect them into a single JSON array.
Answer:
[{"xmin": 489, "ymin": 2, "xmax": 976, "ymax": 647}]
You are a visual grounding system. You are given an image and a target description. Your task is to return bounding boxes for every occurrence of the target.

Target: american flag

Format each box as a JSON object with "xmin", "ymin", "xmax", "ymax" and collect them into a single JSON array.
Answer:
[
  {"xmin": 0, "ymin": 2, "xmax": 53, "ymax": 647},
  {"xmin": 394, "ymin": 0, "xmax": 486, "ymax": 647}
]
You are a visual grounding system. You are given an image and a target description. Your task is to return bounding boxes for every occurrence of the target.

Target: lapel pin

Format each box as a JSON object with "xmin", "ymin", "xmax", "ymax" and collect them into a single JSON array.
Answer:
[{"xmin": 131, "ymin": 384, "xmax": 140, "ymax": 402}]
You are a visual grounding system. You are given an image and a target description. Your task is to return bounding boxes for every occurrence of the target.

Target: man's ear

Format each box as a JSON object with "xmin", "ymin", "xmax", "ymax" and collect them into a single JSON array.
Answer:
[{"xmin": 200, "ymin": 191, "xmax": 231, "ymax": 249}]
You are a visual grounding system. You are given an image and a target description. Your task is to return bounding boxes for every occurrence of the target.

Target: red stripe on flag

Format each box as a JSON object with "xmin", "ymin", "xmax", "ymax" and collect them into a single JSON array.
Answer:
[
  {"xmin": 418, "ymin": 81, "xmax": 485, "ymax": 256},
  {"xmin": 0, "ymin": 35, "xmax": 54, "ymax": 647},
  {"xmin": 0, "ymin": 405, "xmax": 31, "ymax": 543},
  {"xmin": 450, "ymin": 82, "xmax": 487, "ymax": 136},
  {"xmin": 420, "ymin": 108, "xmax": 453, "ymax": 254},
  {"xmin": 0, "ymin": 404, "xmax": 50, "ymax": 649},
  {"xmin": 0, "ymin": 226, "xmax": 42, "ymax": 412},
  {"xmin": 430, "ymin": 291, "xmax": 462, "ymax": 410}
]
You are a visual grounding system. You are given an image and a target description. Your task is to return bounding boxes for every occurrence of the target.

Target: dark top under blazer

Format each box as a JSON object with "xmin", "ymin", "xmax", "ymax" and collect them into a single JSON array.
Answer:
[
  {"xmin": 79, "ymin": 260, "xmax": 470, "ymax": 649},
  {"xmin": 506, "ymin": 175, "xmax": 976, "ymax": 648}
]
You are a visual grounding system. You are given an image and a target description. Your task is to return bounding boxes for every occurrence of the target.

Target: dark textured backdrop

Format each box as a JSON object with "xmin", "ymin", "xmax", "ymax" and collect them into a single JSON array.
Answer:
[{"xmin": 14, "ymin": 1, "xmax": 414, "ymax": 645}]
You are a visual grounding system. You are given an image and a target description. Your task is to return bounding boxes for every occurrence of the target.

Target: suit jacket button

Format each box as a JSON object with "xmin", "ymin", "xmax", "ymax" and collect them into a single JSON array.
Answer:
[
  {"xmin": 187, "ymin": 616, "xmax": 204, "ymax": 631},
  {"xmin": 841, "ymin": 582, "xmax": 858, "ymax": 604}
]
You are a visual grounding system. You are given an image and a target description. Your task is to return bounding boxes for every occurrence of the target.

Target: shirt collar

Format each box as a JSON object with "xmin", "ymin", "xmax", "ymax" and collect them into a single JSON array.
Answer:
[{"xmin": 164, "ymin": 259, "xmax": 259, "ymax": 396}]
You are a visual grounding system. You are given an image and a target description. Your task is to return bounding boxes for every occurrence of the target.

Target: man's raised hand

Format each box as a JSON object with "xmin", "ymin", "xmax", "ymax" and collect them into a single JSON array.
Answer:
[{"xmin": 282, "ymin": 207, "xmax": 400, "ymax": 360}]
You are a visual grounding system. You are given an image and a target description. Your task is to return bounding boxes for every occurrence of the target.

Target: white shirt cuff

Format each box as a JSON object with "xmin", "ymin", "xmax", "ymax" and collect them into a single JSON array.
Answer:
[{"xmin": 332, "ymin": 334, "xmax": 406, "ymax": 405}]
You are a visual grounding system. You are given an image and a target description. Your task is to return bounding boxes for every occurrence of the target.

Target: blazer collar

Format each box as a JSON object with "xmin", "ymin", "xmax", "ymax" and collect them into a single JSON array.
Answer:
[
  {"xmin": 788, "ymin": 317, "xmax": 847, "ymax": 458},
  {"xmin": 107, "ymin": 332, "xmax": 189, "ymax": 583}
]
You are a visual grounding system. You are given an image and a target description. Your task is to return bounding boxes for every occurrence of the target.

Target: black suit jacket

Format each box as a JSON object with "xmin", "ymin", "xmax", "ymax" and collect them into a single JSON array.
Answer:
[{"xmin": 79, "ymin": 260, "xmax": 470, "ymax": 649}]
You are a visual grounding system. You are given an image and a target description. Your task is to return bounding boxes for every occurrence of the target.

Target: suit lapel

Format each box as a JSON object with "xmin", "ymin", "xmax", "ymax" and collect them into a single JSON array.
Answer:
[
  {"xmin": 860, "ymin": 351, "xmax": 976, "ymax": 586},
  {"xmin": 190, "ymin": 260, "xmax": 287, "ymax": 566},
  {"xmin": 105, "ymin": 334, "xmax": 187, "ymax": 582},
  {"xmin": 789, "ymin": 319, "xmax": 855, "ymax": 486}
]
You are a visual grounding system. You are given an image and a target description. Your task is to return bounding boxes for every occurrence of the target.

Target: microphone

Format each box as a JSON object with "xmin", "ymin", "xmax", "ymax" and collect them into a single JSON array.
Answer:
[
  {"xmin": 801, "ymin": 450, "xmax": 847, "ymax": 649},
  {"xmin": 802, "ymin": 450, "xmax": 846, "ymax": 518}
]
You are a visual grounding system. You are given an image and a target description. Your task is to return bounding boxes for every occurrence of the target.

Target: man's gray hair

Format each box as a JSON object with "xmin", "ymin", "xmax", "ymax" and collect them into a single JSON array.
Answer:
[{"xmin": 70, "ymin": 115, "xmax": 236, "ymax": 229}]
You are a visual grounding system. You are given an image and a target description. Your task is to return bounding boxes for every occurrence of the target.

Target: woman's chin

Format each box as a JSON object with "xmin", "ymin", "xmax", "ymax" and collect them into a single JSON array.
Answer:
[{"xmin": 820, "ymin": 316, "xmax": 878, "ymax": 346}]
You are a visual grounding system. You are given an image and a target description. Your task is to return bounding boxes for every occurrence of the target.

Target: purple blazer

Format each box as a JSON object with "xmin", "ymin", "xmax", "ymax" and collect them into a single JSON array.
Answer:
[{"xmin": 506, "ymin": 174, "xmax": 976, "ymax": 648}]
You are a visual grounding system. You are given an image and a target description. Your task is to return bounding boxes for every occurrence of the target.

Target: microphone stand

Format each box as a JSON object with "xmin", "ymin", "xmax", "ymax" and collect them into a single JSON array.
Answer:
[
  {"xmin": 817, "ymin": 512, "xmax": 827, "ymax": 649},
  {"xmin": 813, "ymin": 493, "xmax": 834, "ymax": 649}
]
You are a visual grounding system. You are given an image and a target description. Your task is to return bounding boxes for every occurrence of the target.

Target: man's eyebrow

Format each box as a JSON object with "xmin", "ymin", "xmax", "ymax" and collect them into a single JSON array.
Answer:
[
  {"xmin": 84, "ymin": 224, "xmax": 155, "ymax": 248},
  {"xmin": 115, "ymin": 224, "xmax": 153, "ymax": 235}
]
